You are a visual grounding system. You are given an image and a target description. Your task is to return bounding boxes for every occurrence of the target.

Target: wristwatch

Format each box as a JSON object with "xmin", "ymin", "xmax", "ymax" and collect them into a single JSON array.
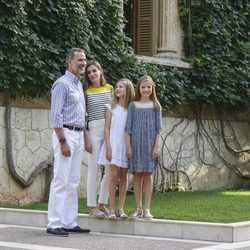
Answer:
[{"xmin": 59, "ymin": 138, "xmax": 66, "ymax": 144}]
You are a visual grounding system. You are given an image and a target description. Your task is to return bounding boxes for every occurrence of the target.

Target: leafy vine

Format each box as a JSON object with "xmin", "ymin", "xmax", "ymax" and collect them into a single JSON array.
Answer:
[{"xmin": 0, "ymin": 0, "xmax": 249, "ymax": 192}]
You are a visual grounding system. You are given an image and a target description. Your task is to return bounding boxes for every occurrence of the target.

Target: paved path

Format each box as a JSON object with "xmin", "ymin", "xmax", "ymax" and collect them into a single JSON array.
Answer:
[{"xmin": 1, "ymin": 224, "xmax": 250, "ymax": 250}]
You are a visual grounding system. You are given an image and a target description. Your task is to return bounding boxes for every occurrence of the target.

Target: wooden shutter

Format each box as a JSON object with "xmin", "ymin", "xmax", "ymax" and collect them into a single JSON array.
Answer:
[{"xmin": 136, "ymin": 0, "xmax": 153, "ymax": 56}]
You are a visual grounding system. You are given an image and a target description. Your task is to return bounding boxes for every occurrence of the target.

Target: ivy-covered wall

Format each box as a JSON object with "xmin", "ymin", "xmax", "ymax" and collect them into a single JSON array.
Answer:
[
  {"xmin": 178, "ymin": 0, "xmax": 249, "ymax": 108},
  {"xmin": 0, "ymin": 0, "xmax": 249, "ymax": 110}
]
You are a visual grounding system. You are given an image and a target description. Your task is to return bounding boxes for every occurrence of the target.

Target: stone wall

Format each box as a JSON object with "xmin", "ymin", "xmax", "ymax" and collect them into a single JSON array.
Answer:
[
  {"xmin": 0, "ymin": 94, "xmax": 89, "ymax": 205},
  {"xmin": 157, "ymin": 115, "xmax": 250, "ymax": 191},
  {"xmin": 0, "ymin": 106, "xmax": 50, "ymax": 204},
  {"xmin": 0, "ymin": 104, "xmax": 90, "ymax": 205},
  {"xmin": 0, "ymin": 100, "xmax": 249, "ymax": 205}
]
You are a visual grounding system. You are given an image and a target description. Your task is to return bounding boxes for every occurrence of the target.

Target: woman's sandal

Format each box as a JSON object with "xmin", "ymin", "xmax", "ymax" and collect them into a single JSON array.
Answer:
[
  {"xmin": 98, "ymin": 206, "xmax": 109, "ymax": 217},
  {"xmin": 129, "ymin": 208, "xmax": 143, "ymax": 220},
  {"xmin": 90, "ymin": 208, "xmax": 105, "ymax": 218},
  {"xmin": 108, "ymin": 210, "xmax": 116, "ymax": 220},
  {"xmin": 117, "ymin": 209, "xmax": 128, "ymax": 219}
]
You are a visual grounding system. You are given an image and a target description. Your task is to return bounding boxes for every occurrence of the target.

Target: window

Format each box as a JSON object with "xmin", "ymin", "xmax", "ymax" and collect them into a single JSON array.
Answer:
[{"xmin": 124, "ymin": 0, "xmax": 153, "ymax": 56}]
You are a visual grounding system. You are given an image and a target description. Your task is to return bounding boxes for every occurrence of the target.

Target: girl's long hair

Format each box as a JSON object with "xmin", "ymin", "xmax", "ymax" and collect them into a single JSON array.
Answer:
[
  {"xmin": 134, "ymin": 75, "xmax": 162, "ymax": 111},
  {"xmin": 84, "ymin": 60, "xmax": 106, "ymax": 90},
  {"xmin": 112, "ymin": 78, "xmax": 135, "ymax": 109}
]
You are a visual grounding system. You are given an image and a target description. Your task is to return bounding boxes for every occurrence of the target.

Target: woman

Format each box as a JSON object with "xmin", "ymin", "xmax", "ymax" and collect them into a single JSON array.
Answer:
[{"xmin": 84, "ymin": 61, "xmax": 113, "ymax": 218}]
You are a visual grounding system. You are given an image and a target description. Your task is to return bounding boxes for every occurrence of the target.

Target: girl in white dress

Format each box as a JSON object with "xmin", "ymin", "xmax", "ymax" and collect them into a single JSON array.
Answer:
[{"xmin": 98, "ymin": 78, "xmax": 135, "ymax": 219}]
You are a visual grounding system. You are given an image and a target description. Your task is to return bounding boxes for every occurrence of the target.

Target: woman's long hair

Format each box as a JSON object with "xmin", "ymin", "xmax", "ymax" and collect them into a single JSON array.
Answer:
[{"xmin": 84, "ymin": 60, "xmax": 106, "ymax": 90}]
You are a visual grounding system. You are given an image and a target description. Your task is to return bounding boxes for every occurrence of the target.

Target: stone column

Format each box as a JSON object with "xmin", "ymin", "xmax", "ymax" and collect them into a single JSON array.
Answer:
[{"xmin": 155, "ymin": 0, "xmax": 183, "ymax": 59}]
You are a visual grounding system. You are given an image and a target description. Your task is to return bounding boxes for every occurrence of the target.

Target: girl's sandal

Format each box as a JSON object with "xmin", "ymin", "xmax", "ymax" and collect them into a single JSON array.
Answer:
[
  {"xmin": 108, "ymin": 210, "xmax": 116, "ymax": 220},
  {"xmin": 118, "ymin": 209, "xmax": 128, "ymax": 219},
  {"xmin": 143, "ymin": 209, "xmax": 153, "ymax": 220},
  {"xmin": 129, "ymin": 208, "xmax": 143, "ymax": 220}
]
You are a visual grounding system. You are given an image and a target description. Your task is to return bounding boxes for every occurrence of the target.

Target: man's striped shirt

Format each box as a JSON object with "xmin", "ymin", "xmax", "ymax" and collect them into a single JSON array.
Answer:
[
  {"xmin": 51, "ymin": 71, "xmax": 85, "ymax": 128},
  {"xmin": 85, "ymin": 84, "xmax": 112, "ymax": 122}
]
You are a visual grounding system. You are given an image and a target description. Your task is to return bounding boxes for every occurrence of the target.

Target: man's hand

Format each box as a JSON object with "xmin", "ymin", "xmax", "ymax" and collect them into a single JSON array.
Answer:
[{"xmin": 61, "ymin": 142, "xmax": 71, "ymax": 157}]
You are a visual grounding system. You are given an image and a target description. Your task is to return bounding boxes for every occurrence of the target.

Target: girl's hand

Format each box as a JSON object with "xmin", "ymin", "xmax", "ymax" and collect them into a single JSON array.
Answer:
[
  {"xmin": 152, "ymin": 145, "xmax": 160, "ymax": 160},
  {"xmin": 126, "ymin": 145, "xmax": 132, "ymax": 160},
  {"xmin": 106, "ymin": 148, "xmax": 112, "ymax": 161}
]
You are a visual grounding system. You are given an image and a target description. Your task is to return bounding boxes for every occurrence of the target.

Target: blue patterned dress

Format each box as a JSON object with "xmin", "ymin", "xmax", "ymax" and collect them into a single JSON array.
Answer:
[{"xmin": 125, "ymin": 101, "xmax": 162, "ymax": 173}]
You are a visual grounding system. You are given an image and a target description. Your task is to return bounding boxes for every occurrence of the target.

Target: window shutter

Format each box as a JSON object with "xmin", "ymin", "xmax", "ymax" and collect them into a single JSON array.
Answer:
[{"xmin": 136, "ymin": 0, "xmax": 153, "ymax": 56}]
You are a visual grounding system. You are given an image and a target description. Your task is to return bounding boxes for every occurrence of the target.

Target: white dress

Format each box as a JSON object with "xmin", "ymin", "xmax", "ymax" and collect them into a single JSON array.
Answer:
[{"xmin": 98, "ymin": 104, "xmax": 128, "ymax": 168}]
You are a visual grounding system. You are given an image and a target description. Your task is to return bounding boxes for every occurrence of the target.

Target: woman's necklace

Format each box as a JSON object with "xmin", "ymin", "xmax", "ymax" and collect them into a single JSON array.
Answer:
[{"xmin": 92, "ymin": 82, "xmax": 100, "ymax": 88}]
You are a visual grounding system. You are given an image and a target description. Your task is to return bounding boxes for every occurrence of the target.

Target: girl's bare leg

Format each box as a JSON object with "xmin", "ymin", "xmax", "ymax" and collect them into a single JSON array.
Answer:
[
  {"xmin": 133, "ymin": 173, "xmax": 143, "ymax": 209},
  {"xmin": 108, "ymin": 164, "xmax": 119, "ymax": 210},
  {"xmin": 118, "ymin": 168, "xmax": 128, "ymax": 210},
  {"xmin": 143, "ymin": 173, "xmax": 153, "ymax": 209}
]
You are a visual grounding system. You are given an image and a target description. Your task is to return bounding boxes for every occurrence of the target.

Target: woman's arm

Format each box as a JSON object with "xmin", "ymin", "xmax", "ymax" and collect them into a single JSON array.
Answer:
[
  {"xmin": 83, "ymin": 92, "xmax": 92, "ymax": 153},
  {"xmin": 83, "ymin": 128, "xmax": 92, "ymax": 153}
]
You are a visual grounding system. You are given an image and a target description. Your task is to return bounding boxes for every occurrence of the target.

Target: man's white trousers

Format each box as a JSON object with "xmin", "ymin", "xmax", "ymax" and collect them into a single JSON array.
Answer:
[{"xmin": 47, "ymin": 129, "xmax": 84, "ymax": 229}]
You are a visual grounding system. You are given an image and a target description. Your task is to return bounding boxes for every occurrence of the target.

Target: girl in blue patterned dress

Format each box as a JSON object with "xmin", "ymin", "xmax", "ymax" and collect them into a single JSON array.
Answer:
[
  {"xmin": 125, "ymin": 75, "xmax": 162, "ymax": 220},
  {"xmin": 98, "ymin": 79, "xmax": 135, "ymax": 219}
]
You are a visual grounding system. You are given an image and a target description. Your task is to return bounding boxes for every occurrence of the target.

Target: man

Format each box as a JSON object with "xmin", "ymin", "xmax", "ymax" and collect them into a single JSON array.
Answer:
[{"xmin": 47, "ymin": 48, "xmax": 90, "ymax": 236}]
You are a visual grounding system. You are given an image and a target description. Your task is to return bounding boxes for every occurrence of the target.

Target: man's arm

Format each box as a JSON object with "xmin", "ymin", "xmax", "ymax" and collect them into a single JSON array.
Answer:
[{"xmin": 54, "ymin": 128, "xmax": 71, "ymax": 157}]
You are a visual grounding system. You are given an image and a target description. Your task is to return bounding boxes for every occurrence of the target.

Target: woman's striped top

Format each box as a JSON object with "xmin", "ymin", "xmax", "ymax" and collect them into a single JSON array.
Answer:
[{"xmin": 85, "ymin": 84, "xmax": 112, "ymax": 122}]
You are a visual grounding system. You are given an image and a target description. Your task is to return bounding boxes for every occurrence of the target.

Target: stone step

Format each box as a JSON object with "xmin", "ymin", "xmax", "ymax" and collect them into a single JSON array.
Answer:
[{"xmin": 1, "ymin": 208, "xmax": 250, "ymax": 243}]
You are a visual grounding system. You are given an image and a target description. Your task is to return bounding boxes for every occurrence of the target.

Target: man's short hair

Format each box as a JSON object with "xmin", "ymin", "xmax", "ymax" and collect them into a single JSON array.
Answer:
[{"xmin": 67, "ymin": 48, "xmax": 85, "ymax": 61}]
